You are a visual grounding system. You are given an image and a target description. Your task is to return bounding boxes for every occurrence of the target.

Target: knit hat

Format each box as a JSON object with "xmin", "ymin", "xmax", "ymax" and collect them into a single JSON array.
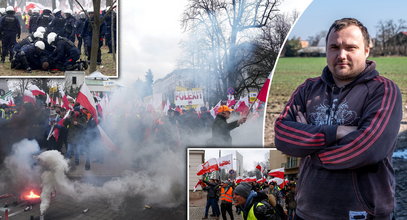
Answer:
[{"xmin": 234, "ymin": 182, "xmax": 252, "ymax": 198}]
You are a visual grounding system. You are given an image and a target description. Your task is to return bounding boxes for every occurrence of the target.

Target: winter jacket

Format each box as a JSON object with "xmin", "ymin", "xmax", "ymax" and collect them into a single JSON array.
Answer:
[
  {"xmin": 211, "ymin": 114, "xmax": 240, "ymax": 146},
  {"xmin": 275, "ymin": 60, "xmax": 402, "ymax": 219}
]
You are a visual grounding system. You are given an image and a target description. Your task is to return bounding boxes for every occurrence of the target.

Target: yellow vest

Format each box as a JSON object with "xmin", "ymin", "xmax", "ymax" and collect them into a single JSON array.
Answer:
[{"xmin": 242, "ymin": 202, "xmax": 265, "ymax": 220}]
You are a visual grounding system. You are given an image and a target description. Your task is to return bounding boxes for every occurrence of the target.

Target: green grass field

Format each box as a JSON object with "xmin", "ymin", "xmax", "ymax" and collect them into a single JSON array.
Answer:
[
  {"xmin": 268, "ymin": 57, "xmax": 407, "ymax": 110},
  {"xmin": 0, "ymin": 33, "xmax": 117, "ymax": 77}
]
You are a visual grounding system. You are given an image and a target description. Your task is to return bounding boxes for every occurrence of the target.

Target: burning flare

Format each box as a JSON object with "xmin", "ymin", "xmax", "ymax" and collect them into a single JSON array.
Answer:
[{"xmin": 24, "ymin": 190, "xmax": 41, "ymax": 200}]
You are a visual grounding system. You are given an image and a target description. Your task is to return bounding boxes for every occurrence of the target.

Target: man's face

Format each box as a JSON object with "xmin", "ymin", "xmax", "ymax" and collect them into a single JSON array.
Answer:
[
  {"xmin": 221, "ymin": 111, "xmax": 231, "ymax": 119},
  {"xmin": 233, "ymin": 193, "xmax": 246, "ymax": 206},
  {"xmin": 326, "ymin": 25, "xmax": 369, "ymax": 86}
]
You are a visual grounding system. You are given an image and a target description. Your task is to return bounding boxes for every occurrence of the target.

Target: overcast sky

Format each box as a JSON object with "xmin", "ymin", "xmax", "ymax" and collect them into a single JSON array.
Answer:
[
  {"xmin": 119, "ymin": 0, "xmax": 312, "ymax": 85},
  {"xmin": 203, "ymin": 148, "xmax": 272, "ymax": 171},
  {"xmin": 289, "ymin": 0, "xmax": 407, "ymax": 41}
]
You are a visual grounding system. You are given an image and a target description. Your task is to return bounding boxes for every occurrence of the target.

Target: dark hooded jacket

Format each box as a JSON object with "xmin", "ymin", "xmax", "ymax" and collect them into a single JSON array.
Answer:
[
  {"xmin": 275, "ymin": 60, "xmax": 402, "ymax": 219},
  {"xmin": 211, "ymin": 114, "xmax": 240, "ymax": 146}
]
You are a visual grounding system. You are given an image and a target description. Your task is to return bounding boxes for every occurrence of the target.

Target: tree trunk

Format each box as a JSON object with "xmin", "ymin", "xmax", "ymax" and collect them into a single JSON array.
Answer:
[
  {"xmin": 89, "ymin": 0, "xmax": 101, "ymax": 73},
  {"xmin": 51, "ymin": 0, "xmax": 56, "ymax": 10},
  {"xmin": 106, "ymin": 0, "xmax": 113, "ymax": 8},
  {"xmin": 0, "ymin": 0, "xmax": 6, "ymax": 8}
]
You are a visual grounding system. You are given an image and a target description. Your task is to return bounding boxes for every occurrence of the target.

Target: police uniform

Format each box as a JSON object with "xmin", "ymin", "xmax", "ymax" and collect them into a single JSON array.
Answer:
[{"xmin": 0, "ymin": 11, "xmax": 21, "ymax": 62}]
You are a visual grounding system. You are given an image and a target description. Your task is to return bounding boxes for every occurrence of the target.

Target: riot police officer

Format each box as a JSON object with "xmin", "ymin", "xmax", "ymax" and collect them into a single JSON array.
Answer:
[
  {"xmin": 47, "ymin": 32, "xmax": 80, "ymax": 71},
  {"xmin": 0, "ymin": 6, "xmax": 21, "ymax": 63}
]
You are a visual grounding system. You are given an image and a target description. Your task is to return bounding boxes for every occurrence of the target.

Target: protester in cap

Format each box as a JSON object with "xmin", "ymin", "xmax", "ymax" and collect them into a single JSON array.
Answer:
[
  {"xmin": 233, "ymin": 182, "xmax": 276, "ymax": 220},
  {"xmin": 202, "ymin": 178, "xmax": 220, "ymax": 219},
  {"xmin": 211, "ymin": 105, "xmax": 247, "ymax": 146},
  {"xmin": 220, "ymin": 181, "xmax": 234, "ymax": 220}
]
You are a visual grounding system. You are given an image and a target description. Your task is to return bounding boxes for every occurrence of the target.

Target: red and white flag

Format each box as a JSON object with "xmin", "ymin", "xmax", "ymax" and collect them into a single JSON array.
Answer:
[
  {"xmin": 60, "ymin": 90, "xmax": 72, "ymax": 110},
  {"xmin": 268, "ymin": 167, "xmax": 284, "ymax": 179},
  {"xmin": 235, "ymin": 96, "xmax": 249, "ymax": 113},
  {"xmin": 210, "ymin": 100, "xmax": 221, "ymax": 118},
  {"xmin": 196, "ymin": 158, "xmax": 219, "ymax": 176},
  {"xmin": 242, "ymin": 176, "xmax": 257, "ymax": 182},
  {"xmin": 193, "ymin": 179, "xmax": 204, "ymax": 192},
  {"xmin": 97, "ymin": 125, "xmax": 119, "ymax": 152},
  {"xmin": 163, "ymin": 100, "xmax": 170, "ymax": 115},
  {"xmin": 256, "ymin": 164, "xmax": 265, "ymax": 174},
  {"xmin": 76, "ymin": 83, "xmax": 99, "ymax": 124},
  {"xmin": 218, "ymin": 154, "xmax": 233, "ymax": 170},
  {"xmin": 28, "ymin": 85, "xmax": 46, "ymax": 96},
  {"xmin": 257, "ymin": 73, "xmax": 271, "ymax": 102},
  {"xmin": 23, "ymin": 90, "xmax": 36, "ymax": 104},
  {"xmin": 256, "ymin": 177, "xmax": 267, "ymax": 184},
  {"xmin": 236, "ymin": 176, "xmax": 243, "ymax": 184}
]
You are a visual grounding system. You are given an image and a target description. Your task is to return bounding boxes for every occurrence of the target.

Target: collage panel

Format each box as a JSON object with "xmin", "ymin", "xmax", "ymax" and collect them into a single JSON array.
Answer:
[
  {"xmin": 265, "ymin": 0, "xmax": 407, "ymax": 219},
  {"xmin": 0, "ymin": 0, "xmax": 313, "ymax": 219},
  {"xmin": 0, "ymin": 1, "xmax": 118, "ymax": 77},
  {"xmin": 188, "ymin": 148, "xmax": 295, "ymax": 220}
]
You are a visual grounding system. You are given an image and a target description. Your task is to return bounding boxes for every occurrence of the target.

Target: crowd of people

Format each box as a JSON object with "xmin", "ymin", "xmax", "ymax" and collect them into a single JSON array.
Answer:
[
  {"xmin": 0, "ymin": 6, "xmax": 117, "ymax": 72},
  {"xmin": 199, "ymin": 178, "xmax": 297, "ymax": 220}
]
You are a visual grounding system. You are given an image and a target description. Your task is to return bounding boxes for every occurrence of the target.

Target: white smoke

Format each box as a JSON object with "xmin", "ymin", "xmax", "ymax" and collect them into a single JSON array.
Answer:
[{"xmin": 2, "ymin": 139, "xmax": 41, "ymax": 192}]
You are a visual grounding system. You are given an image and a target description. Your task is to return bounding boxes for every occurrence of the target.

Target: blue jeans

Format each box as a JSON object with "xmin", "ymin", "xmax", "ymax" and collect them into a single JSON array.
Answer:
[{"xmin": 204, "ymin": 198, "xmax": 220, "ymax": 217}]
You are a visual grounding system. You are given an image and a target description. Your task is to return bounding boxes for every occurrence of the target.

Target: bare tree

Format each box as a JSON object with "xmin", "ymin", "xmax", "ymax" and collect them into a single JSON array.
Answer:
[
  {"xmin": 375, "ymin": 19, "xmax": 407, "ymax": 55},
  {"xmin": 182, "ymin": 0, "xmax": 282, "ymax": 103},
  {"xmin": 0, "ymin": 0, "xmax": 6, "ymax": 8},
  {"xmin": 307, "ymin": 31, "xmax": 327, "ymax": 46},
  {"xmin": 74, "ymin": 0, "xmax": 116, "ymax": 73}
]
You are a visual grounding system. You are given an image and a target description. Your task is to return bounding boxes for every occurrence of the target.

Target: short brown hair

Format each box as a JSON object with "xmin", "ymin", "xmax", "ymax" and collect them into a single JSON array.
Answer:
[{"xmin": 326, "ymin": 18, "xmax": 370, "ymax": 48}]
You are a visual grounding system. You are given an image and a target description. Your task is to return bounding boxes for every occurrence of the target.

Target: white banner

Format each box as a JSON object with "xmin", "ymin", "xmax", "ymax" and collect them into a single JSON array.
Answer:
[
  {"xmin": 218, "ymin": 154, "xmax": 233, "ymax": 170},
  {"xmin": 174, "ymin": 89, "xmax": 204, "ymax": 106}
]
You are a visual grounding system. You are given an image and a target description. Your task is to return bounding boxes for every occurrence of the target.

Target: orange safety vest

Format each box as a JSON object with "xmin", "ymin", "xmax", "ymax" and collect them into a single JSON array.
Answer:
[{"xmin": 220, "ymin": 187, "xmax": 233, "ymax": 203}]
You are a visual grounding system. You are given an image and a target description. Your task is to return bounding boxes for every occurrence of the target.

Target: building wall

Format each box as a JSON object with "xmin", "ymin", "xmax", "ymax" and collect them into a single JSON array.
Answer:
[
  {"xmin": 189, "ymin": 150, "xmax": 205, "ymax": 191},
  {"xmin": 269, "ymin": 149, "xmax": 286, "ymax": 169}
]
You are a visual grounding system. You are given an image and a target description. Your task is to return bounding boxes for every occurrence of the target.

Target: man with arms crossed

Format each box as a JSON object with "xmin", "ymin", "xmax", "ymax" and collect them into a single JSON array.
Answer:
[{"xmin": 275, "ymin": 18, "xmax": 402, "ymax": 219}]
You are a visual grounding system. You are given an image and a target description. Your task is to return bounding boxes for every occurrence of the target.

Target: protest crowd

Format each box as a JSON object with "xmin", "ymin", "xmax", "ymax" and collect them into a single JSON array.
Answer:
[
  {"xmin": 196, "ymin": 175, "xmax": 297, "ymax": 220},
  {"xmin": 0, "ymin": 5, "xmax": 117, "ymax": 72}
]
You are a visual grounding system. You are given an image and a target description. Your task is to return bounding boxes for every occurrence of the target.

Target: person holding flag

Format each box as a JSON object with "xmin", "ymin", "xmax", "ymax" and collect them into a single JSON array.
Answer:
[
  {"xmin": 202, "ymin": 178, "xmax": 220, "ymax": 219},
  {"xmin": 210, "ymin": 105, "xmax": 247, "ymax": 146}
]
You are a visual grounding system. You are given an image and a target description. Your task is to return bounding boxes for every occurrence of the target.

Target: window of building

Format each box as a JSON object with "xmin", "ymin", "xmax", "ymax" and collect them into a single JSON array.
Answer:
[{"xmin": 72, "ymin": 76, "xmax": 77, "ymax": 85}]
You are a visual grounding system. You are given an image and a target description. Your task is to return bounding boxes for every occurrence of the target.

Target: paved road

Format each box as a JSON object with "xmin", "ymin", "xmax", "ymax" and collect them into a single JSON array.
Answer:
[
  {"xmin": 0, "ymin": 155, "xmax": 186, "ymax": 220},
  {"xmin": 189, "ymin": 192, "xmax": 242, "ymax": 220}
]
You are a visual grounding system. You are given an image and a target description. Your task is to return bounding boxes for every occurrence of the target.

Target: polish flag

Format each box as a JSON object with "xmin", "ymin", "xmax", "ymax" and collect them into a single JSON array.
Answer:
[
  {"xmin": 97, "ymin": 124, "xmax": 119, "ymax": 152},
  {"xmin": 55, "ymin": 97, "xmax": 60, "ymax": 106},
  {"xmin": 163, "ymin": 100, "xmax": 170, "ymax": 115},
  {"xmin": 76, "ymin": 83, "xmax": 98, "ymax": 124},
  {"xmin": 23, "ymin": 90, "xmax": 36, "ymax": 104},
  {"xmin": 196, "ymin": 158, "xmax": 219, "ymax": 176},
  {"xmin": 60, "ymin": 90, "xmax": 72, "ymax": 110},
  {"xmin": 45, "ymin": 94, "xmax": 51, "ymax": 105},
  {"xmin": 210, "ymin": 100, "xmax": 222, "ymax": 118},
  {"xmin": 256, "ymin": 164, "xmax": 265, "ymax": 174},
  {"xmin": 242, "ymin": 176, "xmax": 257, "ymax": 182},
  {"xmin": 218, "ymin": 154, "xmax": 233, "ymax": 170},
  {"xmin": 257, "ymin": 73, "xmax": 271, "ymax": 102},
  {"xmin": 256, "ymin": 177, "xmax": 267, "ymax": 184},
  {"xmin": 28, "ymin": 85, "xmax": 46, "ymax": 96},
  {"xmin": 52, "ymin": 110, "xmax": 70, "ymax": 142},
  {"xmin": 236, "ymin": 177, "xmax": 243, "ymax": 184},
  {"xmin": 235, "ymin": 96, "xmax": 249, "ymax": 113},
  {"xmin": 268, "ymin": 168, "xmax": 284, "ymax": 179},
  {"xmin": 269, "ymin": 177, "xmax": 284, "ymax": 186},
  {"xmin": 193, "ymin": 179, "xmax": 204, "ymax": 192},
  {"xmin": 7, "ymin": 96, "xmax": 15, "ymax": 106}
]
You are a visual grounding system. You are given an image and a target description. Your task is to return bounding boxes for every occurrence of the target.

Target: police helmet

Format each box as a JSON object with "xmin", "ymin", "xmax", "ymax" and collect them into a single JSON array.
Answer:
[
  {"xmin": 64, "ymin": 9, "xmax": 72, "ymax": 14},
  {"xmin": 53, "ymin": 8, "xmax": 61, "ymax": 14},
  {"xmin": 33, "ymin": 31, "xmax": 44, "ymax": 39},
  {"xmin": 35, "ymin": 41, "xmax": 45, "ymax": 50},
  {"xmin": 87, "ymin": 8, "xmax": 94, "ymax": 13},
  {"xmin": 36, "ymin": 26, "xmax": 46, "ymax": 33},
  {"xmin": 6, "ymin": 6, "xmax": 14, "ymax": 12},
  {"xmin": 47, "ymin": 32, "xmax": 57, "ymax": 45}
]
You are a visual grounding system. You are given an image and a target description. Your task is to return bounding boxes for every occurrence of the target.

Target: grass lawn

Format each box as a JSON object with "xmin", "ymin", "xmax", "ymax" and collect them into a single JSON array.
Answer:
[
  {"xmin": 0, "ymin": 32, "xmax": 117, "ymax": 77},
  {"xmin": 269, "ymin": 56, "xmax": 407, "ymax": 110}
]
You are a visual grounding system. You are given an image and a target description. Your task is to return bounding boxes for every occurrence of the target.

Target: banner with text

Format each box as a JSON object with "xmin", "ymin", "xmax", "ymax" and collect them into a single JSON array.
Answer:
[{"xmin": 174, "ymin": 89, "xmax": 204, "ymax": 106}]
